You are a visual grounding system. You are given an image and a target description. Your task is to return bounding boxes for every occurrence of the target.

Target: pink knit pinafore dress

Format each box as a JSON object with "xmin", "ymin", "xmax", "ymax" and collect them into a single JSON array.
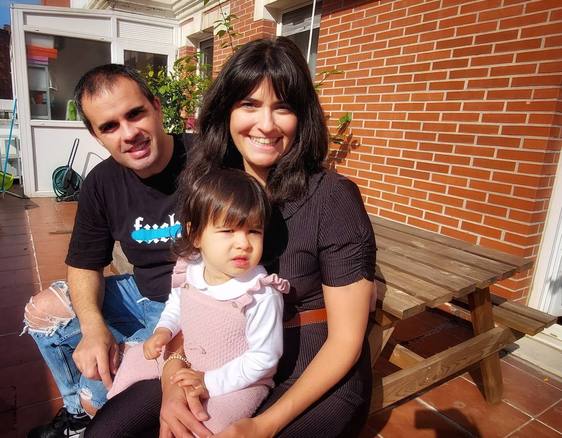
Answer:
[
  {"xmin": 108, "ymin": 274, "xmax": 287, "ymax": 433},
  {"xmin": 180, "ymin": 284, "xmax": 270, "ymax": 432}
]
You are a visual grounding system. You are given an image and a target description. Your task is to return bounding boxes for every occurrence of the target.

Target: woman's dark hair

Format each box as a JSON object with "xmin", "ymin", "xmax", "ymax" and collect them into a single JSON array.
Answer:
[
  {"xmin": 179, "ymin": 37, "xmax": 328, "ymax": 206},
  {"xmin": 174, "ymin": 168, "xmax": 271, "ymax": 258}
]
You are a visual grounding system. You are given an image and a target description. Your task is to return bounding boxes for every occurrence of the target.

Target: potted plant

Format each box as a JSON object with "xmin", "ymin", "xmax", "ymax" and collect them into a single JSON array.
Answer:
[{"xmin": 144, "ymin": 55, "xmax": 210, "ymax": 134}]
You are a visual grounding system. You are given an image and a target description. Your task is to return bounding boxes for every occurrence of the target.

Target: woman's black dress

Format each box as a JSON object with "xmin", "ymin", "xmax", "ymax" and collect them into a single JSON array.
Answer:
[{"xmin": 86, "ymin": 170, "xmax": 376, "ymax": 438}]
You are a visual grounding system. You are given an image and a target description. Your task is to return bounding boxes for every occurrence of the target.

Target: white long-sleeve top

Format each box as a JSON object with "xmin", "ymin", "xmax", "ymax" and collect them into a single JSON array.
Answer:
[{"xmin": 156, "ymin": 259, "xmax": 286, "ymax": 397}]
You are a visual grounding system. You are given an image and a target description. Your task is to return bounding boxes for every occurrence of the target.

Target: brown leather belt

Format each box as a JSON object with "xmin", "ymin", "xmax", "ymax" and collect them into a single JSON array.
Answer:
[{"xmin": 283, "ymin": 308, "xmax": 327, "ymax": 328}]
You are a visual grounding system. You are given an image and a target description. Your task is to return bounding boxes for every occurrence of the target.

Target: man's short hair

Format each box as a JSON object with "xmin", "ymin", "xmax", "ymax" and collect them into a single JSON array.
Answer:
[{"xmin": 74, "ymin": 64, "xmax": 156, "ymax": 134}]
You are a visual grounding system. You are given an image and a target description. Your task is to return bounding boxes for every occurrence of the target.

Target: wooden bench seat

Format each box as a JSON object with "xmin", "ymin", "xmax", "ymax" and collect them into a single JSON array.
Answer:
[
  {"xmin": 371, "ymin": 326, "xmax": 516, "ymax": 410},
  {"xmin": 368, "ymin": 215, "xmax": 555, "ymax": 413},
  {"xmin": 452, "ymin": 294, "xmax": 557, "ymax": 336}
]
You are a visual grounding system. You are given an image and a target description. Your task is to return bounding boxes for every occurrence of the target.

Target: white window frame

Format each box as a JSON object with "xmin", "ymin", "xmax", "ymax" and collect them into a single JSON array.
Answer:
[
  {"xmin": 256, "ymin": 0, "xmax": 321, "ymax": 73},
  {"xmin": 529, "ymin": 152, "xmax": 562, "ymax": 316}
]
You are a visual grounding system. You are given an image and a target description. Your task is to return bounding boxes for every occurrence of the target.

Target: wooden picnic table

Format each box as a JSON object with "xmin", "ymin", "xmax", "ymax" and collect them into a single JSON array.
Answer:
[{"xmin": 368, "ymin": 216, "xmax": 556, "ymax": 412}]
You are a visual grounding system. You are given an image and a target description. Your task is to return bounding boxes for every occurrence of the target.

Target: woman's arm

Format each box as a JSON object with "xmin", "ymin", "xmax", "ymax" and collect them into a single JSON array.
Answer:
[
  {"xmin": 216, "ymin": 277, "xmax": 373, "ymax": 438},
  {"xmin": 159, "ymin": 333, "xmax": 213, "ymax": 438}
]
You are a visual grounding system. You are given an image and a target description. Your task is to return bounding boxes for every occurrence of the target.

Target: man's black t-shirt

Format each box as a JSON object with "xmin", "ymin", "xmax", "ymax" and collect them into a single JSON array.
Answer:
[{"xmin": 66, "ymin": 134, "xmax": 191, "ymax": 302}]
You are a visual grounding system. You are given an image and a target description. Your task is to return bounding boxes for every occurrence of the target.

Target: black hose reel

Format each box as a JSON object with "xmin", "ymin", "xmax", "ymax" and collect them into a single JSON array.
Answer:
[{"xmin": 52, "ymin": 138, "xmax": 83, "ymax": 202}]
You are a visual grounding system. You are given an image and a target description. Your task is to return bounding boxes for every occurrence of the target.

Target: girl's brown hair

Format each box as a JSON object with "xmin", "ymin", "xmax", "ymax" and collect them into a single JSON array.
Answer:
[{"xmin": 174, "ymin": 168, "xmax": 271, "ymax": 258}]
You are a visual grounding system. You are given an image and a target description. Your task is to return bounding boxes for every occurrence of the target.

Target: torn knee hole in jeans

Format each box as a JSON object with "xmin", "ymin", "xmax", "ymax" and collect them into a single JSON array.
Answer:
[
  {"xmin": 80, "ymin": 387, "xmax": 93, "ymax": 401},
  {"xmin": 79, "ymin": 388, "xmax": 100, "ymax": 416},
  {"xmin": 22, "ymin": 281, "xmax": 76, "ymax": 335}
]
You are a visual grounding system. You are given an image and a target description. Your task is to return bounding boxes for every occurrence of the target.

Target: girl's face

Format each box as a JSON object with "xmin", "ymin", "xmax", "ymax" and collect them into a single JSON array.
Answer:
[
  {"xmin": 229, "ymin": 79, "xmax": 298, "ymax": 186},
  {"xmin": 194, "ymin": 217, "xmax": 264, "ymax": 285}
]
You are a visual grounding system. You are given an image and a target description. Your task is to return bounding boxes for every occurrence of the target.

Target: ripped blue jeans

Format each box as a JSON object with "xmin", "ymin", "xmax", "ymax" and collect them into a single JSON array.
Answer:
[{"xmin": 23, "ymin": 275, "xmax": 164, "ymax": 415}]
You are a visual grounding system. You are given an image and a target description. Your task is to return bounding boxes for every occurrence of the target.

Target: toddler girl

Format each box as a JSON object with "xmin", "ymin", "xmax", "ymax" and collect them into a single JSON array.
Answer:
[{"xmin": 107, "ymin": 168, "xmax": 288, "ymax": 433}]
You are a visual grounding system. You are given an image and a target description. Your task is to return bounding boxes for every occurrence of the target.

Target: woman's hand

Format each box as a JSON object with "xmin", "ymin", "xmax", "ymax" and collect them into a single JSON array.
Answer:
[
  {"xmin": 159, "ymin": 380, "xmax": 211, "ymax": 438},
  {"xmin": 172, "ymin": 368, "xmax": 209, "ymax": 399},
  {"xmin": 159, "ymin": 331, "xmax": 212, "ymax": 438}
]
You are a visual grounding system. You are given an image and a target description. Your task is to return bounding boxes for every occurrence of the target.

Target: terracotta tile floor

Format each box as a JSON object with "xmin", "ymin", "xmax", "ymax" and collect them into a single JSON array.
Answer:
[{"xmin": 1, "ymin": 192, "xmax": 561, "ymax": 438}]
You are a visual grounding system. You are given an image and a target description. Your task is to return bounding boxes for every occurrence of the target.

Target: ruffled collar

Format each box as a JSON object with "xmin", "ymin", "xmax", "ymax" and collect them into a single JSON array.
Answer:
[{"xmin": 186, "ymin": 257, "xmax": 268, "ymax": 300}]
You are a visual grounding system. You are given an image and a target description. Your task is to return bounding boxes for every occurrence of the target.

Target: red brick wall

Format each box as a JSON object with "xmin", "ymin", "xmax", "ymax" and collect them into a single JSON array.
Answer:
[
  {"xmin": 316, "ymin": 0, "xmax": 562, "ymax": 302},
  {"xmin": 189, "ymin": 0, "xmax": 561, "ymax": 303},
  {"xmin": 178, "ymin": 45, "xmax": 196, "ymax": 58}
]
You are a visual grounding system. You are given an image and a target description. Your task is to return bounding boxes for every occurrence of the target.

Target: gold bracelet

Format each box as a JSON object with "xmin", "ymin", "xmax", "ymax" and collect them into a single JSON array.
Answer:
[{"xmin": 162, "ymin": 352, "xmax": 191, "ymax": 369}]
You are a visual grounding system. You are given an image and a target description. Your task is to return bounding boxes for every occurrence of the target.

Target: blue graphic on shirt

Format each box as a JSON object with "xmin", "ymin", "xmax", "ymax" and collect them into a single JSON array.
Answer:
[{"xmin": 131, "ymin": 214, "xmax": 182, "ymax": 244}]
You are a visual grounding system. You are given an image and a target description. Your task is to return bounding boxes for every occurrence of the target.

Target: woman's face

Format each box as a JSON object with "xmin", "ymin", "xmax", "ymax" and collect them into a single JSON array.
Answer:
[{"xmin": 229, "ymin": 79, "xmax": 298, "ymax": 185}]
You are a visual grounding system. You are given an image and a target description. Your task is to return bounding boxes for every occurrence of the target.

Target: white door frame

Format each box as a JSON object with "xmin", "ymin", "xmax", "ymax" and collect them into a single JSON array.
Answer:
[{"xmin": 529, "ymin": 151, "xmax": 562, "ymax": 316}]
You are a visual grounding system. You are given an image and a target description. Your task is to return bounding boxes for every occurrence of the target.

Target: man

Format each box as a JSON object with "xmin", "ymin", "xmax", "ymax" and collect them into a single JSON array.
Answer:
[{"xmin": 23, "ymin": 64, "xmax": 190, "ymax": 438}]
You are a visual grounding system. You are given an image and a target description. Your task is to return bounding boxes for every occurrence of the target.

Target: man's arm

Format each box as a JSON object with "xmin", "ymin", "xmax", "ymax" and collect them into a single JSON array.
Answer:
[{"xmin": 68, "ymin": 265, "xmax": 118, "ymax": 389}]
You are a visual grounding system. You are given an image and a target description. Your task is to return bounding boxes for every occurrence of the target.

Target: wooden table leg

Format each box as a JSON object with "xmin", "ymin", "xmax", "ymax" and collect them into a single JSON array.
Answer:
[
  {"xmin": 468, "ymin": 287, "xmax": 503, "ymax": 403},
  {"xmin": 368, "ymin": 310, "xmax": 398, "ymax": 364},
  {"xmin": 368, "ymin": 323, "xmax": 395, "ymax": 364}
]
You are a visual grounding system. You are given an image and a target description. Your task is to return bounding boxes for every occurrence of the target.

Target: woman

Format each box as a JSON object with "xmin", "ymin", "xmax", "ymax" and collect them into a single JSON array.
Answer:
[{"xmin": 88, "ymin": 37, "xmax": 376, "ymax": 438}]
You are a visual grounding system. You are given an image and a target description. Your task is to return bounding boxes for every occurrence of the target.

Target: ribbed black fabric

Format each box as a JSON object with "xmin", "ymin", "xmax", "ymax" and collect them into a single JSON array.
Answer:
[
  {"xmin": 85, "ymin": 379, "xmax": 161, "ymax": 438},
  {"xmin": 256, "ymin": 323, "xmax": 372, "ymax": 438},
  {"xmin": 259, "ymin": 170, "xmax": 376, "ymax": 437},
  {"xmin": 268, "ymin": 170, "xmax": 376, "ymax": 317}
]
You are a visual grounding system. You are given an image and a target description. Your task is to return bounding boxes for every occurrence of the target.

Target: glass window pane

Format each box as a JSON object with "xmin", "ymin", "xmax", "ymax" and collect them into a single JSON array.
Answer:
[
  {"xmin": 286, "ymin": 28, "xmax": 319, "ymax": 75},
  {"xmin": 199, "ymin": 38, "xmax": 213, "ymax": 79},
  {"xmin": 281, "ymin": 2, "xmax": 322, "ymax": 36},
  {"xmin": 25, "ymin": 33, "xmax": 111, "ymax": 120},
  {"xmin": 281, "ymin": 2, "xmax": 322, "ymax": 75},
  {"xmin": 124, "ymin": 50, "xmax": 168, "ymax": 75}
]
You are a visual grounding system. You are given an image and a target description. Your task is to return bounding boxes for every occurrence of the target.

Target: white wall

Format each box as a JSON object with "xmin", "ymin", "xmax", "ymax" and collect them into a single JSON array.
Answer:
[{"xmin": 30, "ymin": 124, "xmax": 109, "ymax": 194}]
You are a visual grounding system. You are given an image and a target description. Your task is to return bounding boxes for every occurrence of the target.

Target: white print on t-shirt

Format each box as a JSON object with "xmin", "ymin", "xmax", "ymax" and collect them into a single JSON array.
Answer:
[{"xmin": 130, "ymin": 214, "xmax": 182, "ymax": 244}]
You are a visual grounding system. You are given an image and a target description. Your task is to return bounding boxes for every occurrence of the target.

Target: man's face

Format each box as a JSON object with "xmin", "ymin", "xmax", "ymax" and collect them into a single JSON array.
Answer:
[{"xmin": 81, "ymin": 77, "xmax": 170, "ymax": 178}]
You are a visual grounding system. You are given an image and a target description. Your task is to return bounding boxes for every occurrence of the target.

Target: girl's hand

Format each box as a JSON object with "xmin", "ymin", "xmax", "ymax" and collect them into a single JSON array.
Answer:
[
  {"xmin": 143, "ymin": 328, "xmax": 172, "ymax": 359},
  {"xmin": 213, "ymin": 417, "xmax": 274, "ymax": 438},
  {"xmin": 172, "ymin": 368, "xmax": 210, "ymax": 399}
]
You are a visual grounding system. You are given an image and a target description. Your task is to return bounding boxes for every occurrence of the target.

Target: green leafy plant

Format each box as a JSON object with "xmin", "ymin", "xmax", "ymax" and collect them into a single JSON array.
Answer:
[
  {"xmin": 314, "ymin": 69, "xmax": 354, "ymax": 149},
  {"xmin": 326, "ymin": 112, "xmax": 358, "ymax": 170},
  {"xmin": 204, "ymin": 0, "xmax": 240, "ymax": 52},
  {"xmin": 144, "ymin": 55, "xmax": 210, "ymax": 134},
  {"xmin": 315, "ymin": 68, "xmax": 344, "ymax": 91},
  {"xmin": 331, "ymin": 112, "xmax": 352, "ymax": 145}
]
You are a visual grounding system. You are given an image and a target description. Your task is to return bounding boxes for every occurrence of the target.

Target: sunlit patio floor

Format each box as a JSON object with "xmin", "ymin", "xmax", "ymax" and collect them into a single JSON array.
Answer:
[{"xmin": 1, "ymin": 192, "xmax": 561, "ymax": 438}]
